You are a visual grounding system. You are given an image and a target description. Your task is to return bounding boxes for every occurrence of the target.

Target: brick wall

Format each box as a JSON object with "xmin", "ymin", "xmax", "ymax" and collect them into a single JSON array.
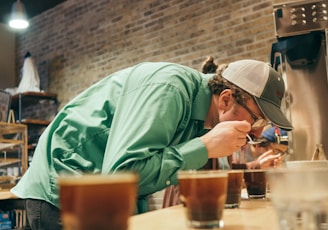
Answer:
[
  {"xmin": 15, "ymin": 0, "xmax": 284, "ymax": 108},
  {"xmin": 14, "ymin": 0, "xmax": 296, "ymax": 210}
]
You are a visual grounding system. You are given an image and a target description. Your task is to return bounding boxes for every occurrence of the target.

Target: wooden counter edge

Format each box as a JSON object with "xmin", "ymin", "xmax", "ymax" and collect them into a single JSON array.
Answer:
[{"xmin": 0, "ymin": 190, "xmax": 19, "ymax": 200}]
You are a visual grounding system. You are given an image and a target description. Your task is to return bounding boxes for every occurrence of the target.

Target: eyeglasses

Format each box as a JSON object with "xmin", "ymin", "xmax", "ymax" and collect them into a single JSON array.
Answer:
[{"xmin": 238, "ymin": 102, "xmax": 268, "ymax": 130}]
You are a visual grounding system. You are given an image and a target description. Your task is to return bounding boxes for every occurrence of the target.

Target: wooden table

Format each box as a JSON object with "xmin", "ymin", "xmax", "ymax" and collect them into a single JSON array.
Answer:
[{"xmin": 129, "ymin": 198, "xmax": 279, "ymax": 230}]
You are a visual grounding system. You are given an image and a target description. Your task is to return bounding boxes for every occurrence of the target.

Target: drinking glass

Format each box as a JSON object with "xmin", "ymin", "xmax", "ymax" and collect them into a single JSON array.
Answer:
[
  {"xmin": 267, "ymin": 168, "xmax": 328, "ymax": 230},
  {"xmin": 225, "ymin": 170, "xmax": 244, "ymax": 208},
  {"xmin": 178, "ymin": 170, "xmax": 228, "ymax": 229},
  {"xmin": 243, "ymin": 169, "xmax": 267, "ymax": 199},
  {"xmin": 58, "ymin": 172, "xmax": 138, "ymax": 230}
]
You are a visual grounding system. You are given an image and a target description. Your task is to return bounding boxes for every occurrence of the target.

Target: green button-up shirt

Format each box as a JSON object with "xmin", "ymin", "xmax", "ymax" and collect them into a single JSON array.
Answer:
[{"xmin": 11, "ymin": 62, "xmax": 214, "ymax": 213}]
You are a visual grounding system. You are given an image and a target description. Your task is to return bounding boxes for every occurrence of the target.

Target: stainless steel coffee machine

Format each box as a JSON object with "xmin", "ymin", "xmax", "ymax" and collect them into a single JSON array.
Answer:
[{"xmin": 271, "ymin": 0, "xmax": 328, "ymax": 160}]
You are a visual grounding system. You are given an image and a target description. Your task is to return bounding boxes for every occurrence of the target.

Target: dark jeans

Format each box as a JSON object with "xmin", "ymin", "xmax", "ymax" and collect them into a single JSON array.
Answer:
[{"xmin": 25, "ymin": 199, "xmax": 62, "ymax": 230}]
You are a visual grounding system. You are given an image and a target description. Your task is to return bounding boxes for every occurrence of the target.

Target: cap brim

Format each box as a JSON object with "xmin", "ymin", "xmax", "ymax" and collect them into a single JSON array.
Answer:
[{"xmin": 254, "ymin": 97, "xmax": 293, "ymax": 131}]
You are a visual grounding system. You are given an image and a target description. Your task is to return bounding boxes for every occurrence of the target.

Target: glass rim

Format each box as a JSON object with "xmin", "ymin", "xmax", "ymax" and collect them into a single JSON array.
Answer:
[
  {"xmin": 222, "ymin": 169, "xmax": 244, "ymax": 173},
  {"xmin": 177, "ymin": 170, "xmax": 228, "ymax": 178},
  {"xmin": 243, "ymin": 169, "xmax": 267, "ymax": 173},
  {"xmin": 58, "ymin": 172, "xmax": 138, "ymax": 185}
]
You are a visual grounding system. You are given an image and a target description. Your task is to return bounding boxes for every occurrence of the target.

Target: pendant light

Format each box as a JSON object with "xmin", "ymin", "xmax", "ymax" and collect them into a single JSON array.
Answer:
[{"xmin": 9, "ymin": 0, "xmax": 29, "ymax": 29}]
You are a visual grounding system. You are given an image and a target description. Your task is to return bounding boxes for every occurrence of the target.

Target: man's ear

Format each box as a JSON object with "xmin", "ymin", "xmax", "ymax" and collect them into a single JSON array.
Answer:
[{"xmin": 217, "ymin": 89, "xmax": 234, "ymax": 111}]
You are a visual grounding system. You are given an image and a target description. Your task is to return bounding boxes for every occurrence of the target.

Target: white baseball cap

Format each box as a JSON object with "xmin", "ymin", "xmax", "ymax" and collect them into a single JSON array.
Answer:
[{"xmin": 221, "ymin": 59, "xmax": 293, "ymax": 130}]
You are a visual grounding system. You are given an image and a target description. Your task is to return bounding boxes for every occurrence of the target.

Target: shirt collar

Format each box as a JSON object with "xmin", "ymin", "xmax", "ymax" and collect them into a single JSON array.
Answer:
[{"xmin": 191, "ymin": 74, "xmax": 213, "ymax": 121}]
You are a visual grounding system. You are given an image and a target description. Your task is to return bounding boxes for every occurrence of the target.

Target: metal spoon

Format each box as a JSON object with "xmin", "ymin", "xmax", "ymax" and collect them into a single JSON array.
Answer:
[{"xmin": 246, "ymin": 134, "xmax": 262, "ymax": 145}]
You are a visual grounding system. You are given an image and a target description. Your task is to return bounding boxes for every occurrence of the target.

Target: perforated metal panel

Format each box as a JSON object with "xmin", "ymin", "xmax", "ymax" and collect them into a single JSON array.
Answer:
[{"xmin": 273, "ymin": 0, "xmax": 328, "ymax": 37}]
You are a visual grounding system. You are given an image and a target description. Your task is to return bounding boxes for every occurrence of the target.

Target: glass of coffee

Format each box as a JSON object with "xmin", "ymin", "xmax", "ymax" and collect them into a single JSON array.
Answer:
[
  {"xmin": 178, "ymin": 170, "xmax": 228, "ymax": 229},
  {"xmin": 225, "ymin": 170, "xmax": 244, "ymax": 208},
  {"xmin": 243, "ymin": 169, "xmax": 267, "ymax": 199},
  {"xmin": 58, "ymin": 172, "xmax": 138, "ymax": 230},
  {"xmin": 231, "ymin": 148, "xmax": 247, "ymax": 169}
]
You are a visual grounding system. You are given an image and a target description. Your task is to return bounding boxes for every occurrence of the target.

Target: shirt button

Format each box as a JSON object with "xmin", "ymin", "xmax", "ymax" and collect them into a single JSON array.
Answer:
[{"xmin": 166, "ymin": 180, "xmax": 171, "ymax": 185}]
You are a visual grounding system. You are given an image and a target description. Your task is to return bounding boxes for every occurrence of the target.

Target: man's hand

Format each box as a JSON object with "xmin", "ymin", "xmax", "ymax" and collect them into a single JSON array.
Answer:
[
  {"xmin": 200, "ymin": 120, "xmax": 251, "ymax": 158},
  {"xmin": 257, "ymin": 150, "xmax": 282, "ymax": 169}
]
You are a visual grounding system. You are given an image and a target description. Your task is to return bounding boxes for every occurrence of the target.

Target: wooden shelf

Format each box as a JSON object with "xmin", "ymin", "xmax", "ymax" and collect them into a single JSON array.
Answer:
[
  {"xmin": 0, "ymin": 139, "xmax": 24, "ymax": 145},
  {"xmin": 0, "ymin": 122, "xmax": 28, "ymax": 175},
  {"xmin": 0, "ymin": 123, "xmax": 27, "ymax": 135},
  {"xmin": 10, "ymin": 92, "xmax": 58, "ymax": 161},
  {"xmin": 11, "ymin": 92, "xmax": 58, "ymax": 110},
  {"xmin": 0, "ymin": 143, "xmax": 17, "ymax": 151},
  {"xmin": 21, "ymin": 119, "xmax": 50, "ymax": 126},
  {"xmin": 0, "ymin": 159, "xmax": 21, "ymax": 167}
]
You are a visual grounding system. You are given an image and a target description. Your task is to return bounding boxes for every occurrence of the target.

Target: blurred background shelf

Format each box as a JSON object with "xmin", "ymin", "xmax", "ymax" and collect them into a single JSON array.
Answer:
[
  {"xmin": 0, "ymin": 122, "xmax": 28, "ymax": 177},
  {"xmin": 10, "ymin": 92, "xmax": 58, "ymax": 164}
]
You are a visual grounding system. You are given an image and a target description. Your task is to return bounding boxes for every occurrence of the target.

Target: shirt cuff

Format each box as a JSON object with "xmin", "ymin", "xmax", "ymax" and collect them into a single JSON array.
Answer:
[{"xmin": 177, "ymin": 138, "xmax": 208, "ymax": 170}]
